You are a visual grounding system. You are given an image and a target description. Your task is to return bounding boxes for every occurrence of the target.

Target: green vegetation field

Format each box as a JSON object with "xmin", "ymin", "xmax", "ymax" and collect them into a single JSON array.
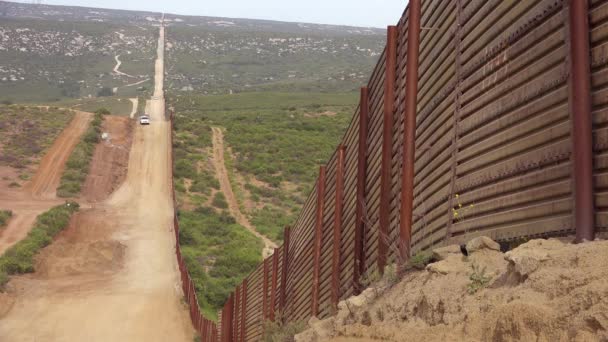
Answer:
[
  {"xmin": 0, "ymin": 105, "xmax": 74, "ymax": 181},
  {"xmin": 169, "ymin": 91, "xmax": 355, "ymax": 241},
  {"xmin": 179, "ymin": 208, "xmax": 262, "ymax": 319}
]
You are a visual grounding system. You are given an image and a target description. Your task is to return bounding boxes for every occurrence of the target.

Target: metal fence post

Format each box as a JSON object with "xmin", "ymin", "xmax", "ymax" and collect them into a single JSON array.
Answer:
[
  {"xmin": 331, "ymin": 145, "xmax": 346, "ymax": 307},
  {"xmin": 262, "ymin": 257, "xmax": 269, "ymax": 319},
  {"xmin": 399, "ymin": 0, "xmax": 421, "ymax": 261},
  {"xmin": 280, "ymin": 226, "xmax": 290, "ymax": 321},
  {"xmin": 270, "ymin": 248, "xmax": 278, "ymax": 321},
  {"xmin": 379, "ymin": 25, "xmax": 398, "ymax": 274},
  {"xmin": 354, "ymin": 87, "xmax": 369, "ymax": 293},
  {"xmin": 234, "ymin": 286, "xmax": 240, "ymax": 341},
  {"xmin": 311, "ymin": 165, "xmax": 326, "ymax": 317},
  {"xmin": 241, "ymin": 278, "xmax": 247, "ymax": 342},
  {"xmin": 569, "ymin": 0, "xmax": 595, "ymax": 242}
]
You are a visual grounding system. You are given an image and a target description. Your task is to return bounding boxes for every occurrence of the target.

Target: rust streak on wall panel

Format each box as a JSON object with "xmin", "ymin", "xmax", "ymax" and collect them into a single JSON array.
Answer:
[
  {"xmin": 311, "ymin": 165, "xmax": 326, "ymax": 317},
  {"xmin": 379, "ymin": 25, "xmax": 397, "ymax": 273},
  {"xmin": 569, "ymin": 0, "xmax": 596, "ymax": 241}
]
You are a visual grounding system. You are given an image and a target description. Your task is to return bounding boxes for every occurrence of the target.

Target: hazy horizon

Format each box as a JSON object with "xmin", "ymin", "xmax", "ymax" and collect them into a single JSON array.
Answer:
[{"xmin": 7, "ymin": 0, "xmax": 406, "ymax": 28}]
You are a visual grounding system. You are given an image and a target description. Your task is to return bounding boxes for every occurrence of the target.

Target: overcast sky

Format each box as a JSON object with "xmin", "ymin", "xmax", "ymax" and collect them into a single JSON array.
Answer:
[{"xmin": 16, "ymin": 0, "xmax": 406, "ymax": 28}]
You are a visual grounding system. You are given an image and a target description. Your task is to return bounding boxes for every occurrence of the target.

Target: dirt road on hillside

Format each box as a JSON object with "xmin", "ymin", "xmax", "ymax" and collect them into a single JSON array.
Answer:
[
  {"xmin": 211, "ymin": 127, "xmax": 277, "ymax": 258},
  {"xmin": 0, "ymin": 111, "xmax": 92, "ymax": 254},
  {"xmin": 26, "ymin": 111, "xmax": 92, "ymax": 199},
  {"xmin": 0, "ymin": 22, "xmax": 194, "ymax": 341}
]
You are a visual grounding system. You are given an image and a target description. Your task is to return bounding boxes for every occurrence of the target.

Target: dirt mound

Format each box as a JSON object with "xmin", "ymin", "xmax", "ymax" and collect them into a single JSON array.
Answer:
[
  {"xmin": 33, "ymin": 209, "xmax": 126, "ymax": 277},
  {"xmin": 296, "ymin": 238, "xmax": 608, "ymax": 342},
  {"xmin": 82, "ymin": 116, "xmax": 133, "ymax": 202}
]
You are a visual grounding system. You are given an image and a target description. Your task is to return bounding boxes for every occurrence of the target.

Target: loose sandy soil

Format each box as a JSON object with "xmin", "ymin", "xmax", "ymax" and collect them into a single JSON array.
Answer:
[
  {"xmin": 211, "ymin": 126, "xmax": 277, "ymax": 258},
  {"xmin": 0, "ymin": 22, "xmax": 194, "ymax": 341},
  {"xmin": 296, "ymin": 237, "xmax": 608, "ymax": 342}
]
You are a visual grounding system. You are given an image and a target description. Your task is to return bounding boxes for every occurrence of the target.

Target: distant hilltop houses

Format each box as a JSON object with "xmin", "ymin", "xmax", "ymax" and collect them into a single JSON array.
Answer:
[{"xmin": 1, "ymin": 1, "xmax": 384, "ymax": 95}]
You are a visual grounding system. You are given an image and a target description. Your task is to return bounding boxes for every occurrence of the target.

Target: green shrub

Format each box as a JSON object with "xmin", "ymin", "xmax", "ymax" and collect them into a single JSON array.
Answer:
[
  {"xmin": 0, "ymin": 202, "xmax": 78, "ymax": 290},
  {"xmin": 408, "ymin": 251, "xmax": 434, "ymax": 270},
  {"xmin": 94, "ymin": 107, "xmax": 111, "ymax": 115},
  {"xmin": 212, "ymin": 192, "xmax": 228, "ymax": 209},
  {"xmin": 262, "ymin": 317, "xmax": 307, "ymax": 342},
  {"xmin": 178, "ymin": 209, "xmax": 262, "ymax": 319},
  {"xmin": 57, "ymin": 112, "xmax": 103, "ymax": 198},
  {"xmin": 467, "ymin": 264, "xmax": 492, "ymax": 294},
  {"xmin": 0, "ymin": 210, "xmax": 12, "ymax": 228}
]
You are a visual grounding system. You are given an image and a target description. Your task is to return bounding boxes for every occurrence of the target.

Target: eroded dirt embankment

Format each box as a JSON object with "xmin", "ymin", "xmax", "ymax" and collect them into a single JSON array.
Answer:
[
  {"xmin": 296, "ymin": 237, "xmax": 608, "ymax": 342},
  {"xmin": 82, "ymin": 116, "xmax": 134, "ymax": 202}
]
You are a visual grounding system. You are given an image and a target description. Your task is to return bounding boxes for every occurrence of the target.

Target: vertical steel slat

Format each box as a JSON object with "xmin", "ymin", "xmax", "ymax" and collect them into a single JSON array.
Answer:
[
  {"xmin": 445, "ymin": 0, "xmax": 463, "ymax": 242},
  {"xmin": 233, "ymin": 286, "xmax": 240, "ymax": 342},
  {"xmin": 569, "ymin": 0, "xmax": 595, "ymax": 242},
  {"xmin": 280, "ymin": 226, "xmax": 290, "ymax": 320},
  {"xmin": 241, "ymin": 278, "xmax": 247, "ymax": 342},
  {"xmin": 399, "ymin": 0, "xmax": 421, "ymax": 261},
  {"xmin": 262, "ymin": 258, "xmax": 268, "ymax": 320},
  {"xmin": 379, "ymin": 25, "xmax": 398, "ymax": 274},
  {"xmin": 311, "ymin": 166, "xmax": 326, "ymax": 317},
  {"xmin": 354, "ymin": 87, "xmax": 369, "ymax": 293},
  {"xmin": 270, "ymin": 248, "xmax": 278, "ymax": 321},
  {"xmin": 331, "ymin": 145, "xmax": 346, "ymax": 307}
]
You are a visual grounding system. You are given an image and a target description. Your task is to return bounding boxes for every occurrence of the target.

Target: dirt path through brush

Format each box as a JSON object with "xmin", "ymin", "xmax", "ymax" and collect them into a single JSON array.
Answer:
[
  {"xmin": 211, "ymin": 127, "xmax": 276, "ymax": 258},
  {"xmin": 0, "ymin": 21, "xmax": 194, "ymax": 341},
  {"xmin": 26, "ymin": 111, "xmax": 92, "ymax": 199}
]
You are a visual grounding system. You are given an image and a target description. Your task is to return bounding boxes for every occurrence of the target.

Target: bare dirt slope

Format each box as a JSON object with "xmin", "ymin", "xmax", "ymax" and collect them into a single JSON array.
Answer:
[
  {"xmin": 296, "ymin": 237, "xmax": 608, "ymax": 342},
  {"xmin": 0, "ymin": 23, "xmax": 194, "ymax": 341},
  {"xmin": 26, "ymin": 111, "xmax": 92, "ymax": 199},
  {"xmin": 211, "ymin": 126, "xmax": 277, "ymax": 258},
  {"xmin": 82, "ymin": 116, "xmax": 133, "ymax": 202}
]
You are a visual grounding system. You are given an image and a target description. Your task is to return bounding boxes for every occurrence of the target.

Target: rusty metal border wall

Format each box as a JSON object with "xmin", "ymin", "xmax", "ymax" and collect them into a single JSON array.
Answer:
[{"xmin": 171, "ymin": 0, "xmax": 605, "ymax": 340}]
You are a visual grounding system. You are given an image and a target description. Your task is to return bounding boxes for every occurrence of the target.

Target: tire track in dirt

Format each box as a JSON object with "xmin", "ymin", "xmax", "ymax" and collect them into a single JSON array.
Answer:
[
  {"xmin": 26, "ymin": 111, "xmax": 92, "ymax": 199},
  {"xmin": 211, "ymin": 127, "xmax": 277, "ymax": 258}
]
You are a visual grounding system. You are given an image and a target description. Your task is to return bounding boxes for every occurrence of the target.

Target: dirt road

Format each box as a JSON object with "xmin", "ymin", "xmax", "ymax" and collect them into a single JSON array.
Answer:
[
  {"xmin": 0, "ymin": 22, "xmax": 194, "ymax": 341},
  {"xmin": 26, "ymin": 111, "xmax": 92, "ymax": 199},
  {"xmin": 211, "ymin": 127, "xmax": 277, "ymax": 258}
]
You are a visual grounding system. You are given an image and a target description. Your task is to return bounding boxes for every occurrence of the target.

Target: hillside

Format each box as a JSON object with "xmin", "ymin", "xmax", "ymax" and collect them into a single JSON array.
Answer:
[
  {"xmin": 0, "ymin": 1, "xmax": 384, "ymax": 102},
  {"xmin": 294, "ymin": 237, "xmax": 608, "ymax": 342}
]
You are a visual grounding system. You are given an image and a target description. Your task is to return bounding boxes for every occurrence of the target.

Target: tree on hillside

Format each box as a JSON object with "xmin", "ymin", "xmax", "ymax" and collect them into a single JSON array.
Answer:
[{"xmin": 97, "ymin": 87, "xmax": 113, "ymax": 97}]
